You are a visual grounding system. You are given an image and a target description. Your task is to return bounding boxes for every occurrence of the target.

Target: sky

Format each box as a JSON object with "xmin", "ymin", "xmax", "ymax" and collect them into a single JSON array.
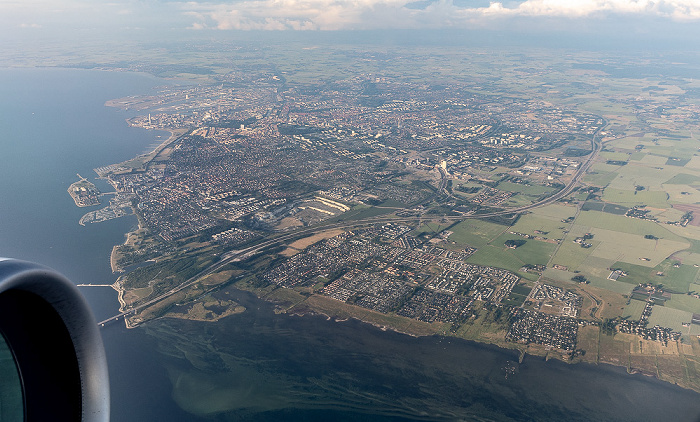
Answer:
[{"xmin": 1, "ymin": 0, "xmax": 700, "ymax": 46}]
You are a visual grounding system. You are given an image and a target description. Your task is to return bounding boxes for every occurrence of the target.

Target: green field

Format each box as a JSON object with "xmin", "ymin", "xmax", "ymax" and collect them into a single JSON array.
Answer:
[
  {"xmin": 508, "ymin": 215, "xmax": 567, "ymax": 240},
  {"xmin": 583, "ymin": 171, "xmax": 617, "ymax": 187},
  {"xmin": 496, "ymin": 181, "xmax": 555, "ymax": 196},
  {"xmin": 580, "ymin": 201, "xmax": 628, "ymax": 215},
  {"xmin": 550, "ymin": 239, "xmax": 596, "ymax": 271},
  {"xmin": 664, "ymin": 173, "xmax": 700, "ymax": 185},
  {"xmin": 600, "ymin": 151, "xmax": 631, "ymax": 161},
  {"xmin": 665, "ymin": 294, "xmax": 700, "ymax": 314},
  {"xmin": 586, "ymin": 228, "xmax": 687, "ymax": 267},
  {"xmin": 647, "ymin": 306, "xmax": 692, "ymax": 333},
  {"xmin": 575, "ymin": 210, "xmax": 687, "ymax": 241},
  {"xmin": 622, "ymin": 300, "xmax": 646, "ymax": 320},
  {"xmin": 467, "ymin": 246, "xmax": 533, "ymax": 279},
  {"xmin": 448, "ymin": 219, "xmax": 509, "ymax": 248},
  {"xmin": 541, "ymin": 267, "xmax": 634, "ymax": 294},
  {"xmin": 601, "ymin": 188, "xmax": 669, "ymax": 208},
  {"xmin": 652, "ymin": 259, "xmax": 699, "ymax": 293}
]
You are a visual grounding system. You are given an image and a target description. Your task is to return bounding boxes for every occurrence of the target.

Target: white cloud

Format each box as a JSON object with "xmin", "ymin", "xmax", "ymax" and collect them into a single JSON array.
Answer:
[{"xmin": 180, "ymin": 0, "xmax": 700, "ymax": 30}]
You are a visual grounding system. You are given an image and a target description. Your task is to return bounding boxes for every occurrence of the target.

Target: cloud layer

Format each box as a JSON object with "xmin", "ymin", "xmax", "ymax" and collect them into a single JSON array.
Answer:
[
  {"xmin": 1, "ymin": 0, "xmax": 699, "ymax": 33},
  {"xmin": 181, "ymin": 0, "xmax": 700, "ymax": 30}
]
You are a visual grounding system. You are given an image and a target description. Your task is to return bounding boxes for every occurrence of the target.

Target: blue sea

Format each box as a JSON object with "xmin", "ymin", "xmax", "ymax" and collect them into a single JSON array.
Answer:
[{"xmin": 1, "ymin": 68, "xmax": 699, "ymax": 421}]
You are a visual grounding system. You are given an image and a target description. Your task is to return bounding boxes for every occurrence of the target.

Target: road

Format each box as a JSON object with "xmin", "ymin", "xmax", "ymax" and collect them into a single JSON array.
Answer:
[{"xmin": 99, "ymin": 123, "xmax": 605, "ymax": 327}]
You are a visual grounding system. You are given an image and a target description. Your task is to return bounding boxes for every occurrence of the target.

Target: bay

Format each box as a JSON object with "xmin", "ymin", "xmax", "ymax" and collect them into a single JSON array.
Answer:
[{"xmin": 0, "ymin": 68, "xmax": 699, "ymax": 421}]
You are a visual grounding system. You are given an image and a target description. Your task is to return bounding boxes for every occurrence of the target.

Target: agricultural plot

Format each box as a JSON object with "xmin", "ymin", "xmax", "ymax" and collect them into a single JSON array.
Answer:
[
  {"xmin": 492, "ymin": 233, "xmax": 557, "ymax": 266},
  {"xmin": 622, "ymin": 300, "xmax": 646, "ymax": 320},
  {"xmin": 609, "ymin": 134, "xmax": 655, "ymax": 150},
  {"xmin": 529, "ymin": 203, "xmax": 578, "ymax": 221},
  {"xmin": 496, "ymin": 181, "xmax": 555, "ymax": 197},
  {"xmin": 610, "ymin": 261, "xmax": 657, "ymax": 285},
  {"xmin": 580, "ymin": 201, "xmax": 628, "ymax": 215},
  {"xmin": 598, "ymin": 333, "xmax": 630, "ymax": 366},
  {"xmin": 601, "ymin": 188, "xmax": 669, "ymax": 208},
  {"xmin": 466, "ymin": 246, "xmax": 533, "ymax": 279},
  {"xmin": 664, "ymin": 294, "xmax": 700, "ymax": 314},
  {"xmin": 508, "ymin": 215, "xmax": 568, "ymax": 241},
  {"xmin": 575, "ymin": 210, "xmax": 687, "ymax": 242},
  {"xmin": 684, "ymin": 156, "xmax": 700, "ymax": 170},
  {"xmin": 667, "ymin": 157, "xmax": 691, "ymax": 167},
  {"xmin": 503, "ymin": 283, "xmax": 531, "ymax": 307},
  {"xmin": 448, "ymin": 219, "xmax": 509, "ymax": 248},
  {"xmin": 650, "ymin": 207, "xmax": 686, "ymax": 223},
  {"xmin": 583, "ymin": 171, "xmax": 617, "ymax": 187},
  {"xmin": 586, "ymin": 228, "xmax": 688, "ymax": 268},
  {"xmin": 647, "ymin": 306, "xmax": 692, "ymax": 333},
  {"xmin": 664, "ymin": 173, "xmax": 700, "ymax": 185},
  {"xmin": 578, "ymin": 255, "xmax": 625, "ymax": 280},
  {"xmin": 574, "ymin": 325, "xmax": 599, "ymax": 364},
  {"xmin": 664, "ymin": 185, "xmax": 700, "ymax": 204},
  {"xmin": 629, "ymin": 355, "xmax": 659, "ymax": 377},
  {"xmin": 590, "ymin": 162, "xmax": 625, "ymax": 174},
  {"xmin": 585, "ymin": 275, "xmax": 635, "ymax": 295},
  {"xmin": 500, "ymin": 195, "xmax": 536, "ymax": 208},
  {"xmin": 600, "ymin": 151, "xmax": 631, "ymax": 161},
  {"xmin": 651, "ymin": 259, "xmax": 699, "ymax": 293},
  {"xmin": 550, "ymin": 238, "xmax": 596, "ymax": 270},
  {"xmin": 605, "ymin": 166, "xmax": 680, "ymax": 191},
  {"xmin": 639, "ymin": 154, "xmax": 672, "ymax": 166}
]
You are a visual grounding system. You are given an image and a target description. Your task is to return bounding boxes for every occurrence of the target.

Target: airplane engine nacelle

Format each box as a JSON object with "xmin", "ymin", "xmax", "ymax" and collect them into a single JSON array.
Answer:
[{"xmin": 0, "ymin": 259, "xmax": 109, "ymax": 422}]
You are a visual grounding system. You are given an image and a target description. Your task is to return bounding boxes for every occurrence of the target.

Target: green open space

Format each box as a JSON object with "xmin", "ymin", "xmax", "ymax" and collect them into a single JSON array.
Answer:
[
  {"xmin": 503, "ymin": 289, "xmax": 529, "ymax": 307},
  {"xmin": 448, "ymin": 219, "xmax": 509, "ymax": 248},
  {"xmin": 527, "ymin": 203, "xmax": 578, "ymax": 221},
  {"xmin": 586, "ymin": 228, "xmax": 688, "ymax": 268},
  {"xmin": 639, "ymin": 153, "xmax": 673, "ymax": 166},
  {"xmin": 610, "ymin": 259, "xmax": 698, "ymax": 293},
  {"xmin": 411, "ymin": 221, "xmax": 454, "ymax": 237},
  {"xmin": 508, "ymin": 215, "xmax": 567, "ymax": 240},
  {"xmin": 600, "ymin": 151, "xmax": 630, "ymax": 162},
  {"xmin": 601, "ymin": 188, "xmax": 669, "ymax": 208},
  {"xmin": 590, "ymin": 162, "xmax": 625, "ymax": 174},
  {"xmin": 664, "ymin": 173, "xmax": 700, "ymax": 185},
  {"xmin": 550, "ymin": 239, "xmax": 596, "ymax": 271},
  {"xmin": 648, "ymin": 306, "xmax": 692, "ymax": 333},
  {"xmin": 685, "ymin": 156, "xmax": 700, "ymax": 170},
  {"xmin": 575, "ymin": 210, "xmax": 687, "ymax": 241},
  {"xmin": 496, "ymin": 181, "xmax": 555, "ymax": 197},
  {"xmin": 665, "ymin": 185, "xmax": 700, "ymax": 205},
  {"xmin": 583, "ymin": 171, "xmax": 617, "ymax": 187},
  {"xmin": 500, "ymin": 194, "xmax": 539, "ymax": 208},
  {"xmin": 580, "ymin": 201, "xmax": 628, "ymax": 215},
  {"xmin": 542, "ymin": 268, "xmax": 634, "ymax": 295},
  {"xmin": 466, "ymin": 247, "xmax": 534, "ymax": 280},
  {"xmin": 622, "ymin": 300, "xmax": 646, "ymax": 320},
  {"xmin": 667, "ymin": 157, "xmax": 692, "ymax": 167},
  {"xmin": 652, "ymin": 259, "xmax": 699, "ymax": 293},
  {"xmin": 338, "ymin": 205, "xmax": 395, "ymax": 221},
  {"xmin": 492, "ymin": 233, "xmax": 557, "ymax": 267},
  {"xmin": 664, "ymin": 294, "xmax": 700, "ymax": 314}
]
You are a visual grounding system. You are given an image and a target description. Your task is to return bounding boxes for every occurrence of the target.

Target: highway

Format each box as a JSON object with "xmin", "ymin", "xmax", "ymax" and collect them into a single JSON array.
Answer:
[{"xmin": 98, "ymin": 123, "xmax": 605, "ymax": 327}]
